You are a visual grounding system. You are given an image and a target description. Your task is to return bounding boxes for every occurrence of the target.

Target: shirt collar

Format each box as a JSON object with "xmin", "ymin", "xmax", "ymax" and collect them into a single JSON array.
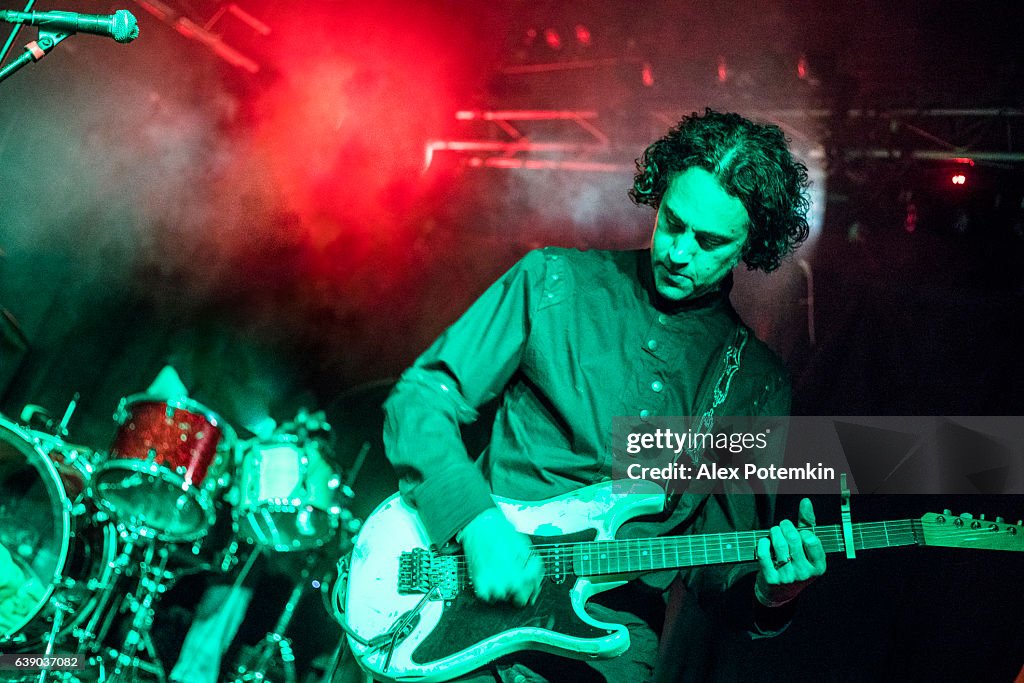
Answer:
[{"xmin": 635, "ymin": 249, "xmax": 733, "ymax": 314}]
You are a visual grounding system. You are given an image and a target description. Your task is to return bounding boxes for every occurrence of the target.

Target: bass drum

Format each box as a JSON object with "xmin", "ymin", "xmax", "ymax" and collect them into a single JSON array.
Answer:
[{"xmin": 0, "ymin": 417, "xmax": 116, "ymax": 648}]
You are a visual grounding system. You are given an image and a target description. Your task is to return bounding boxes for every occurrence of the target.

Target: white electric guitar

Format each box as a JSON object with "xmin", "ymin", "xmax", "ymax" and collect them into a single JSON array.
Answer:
[{"xmin": 335, "ymin": 480, "xmax": 1022, "ymax": 683}]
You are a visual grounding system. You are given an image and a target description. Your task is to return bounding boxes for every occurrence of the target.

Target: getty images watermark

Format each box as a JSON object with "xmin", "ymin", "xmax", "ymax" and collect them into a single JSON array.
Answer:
[
  {"xmin": 620, "ymin": 422, "xmax": 835, "ymax": 486},
  {"xmin": 612, "ymin": 416, "xmax": 1024, "ymax": 495}
]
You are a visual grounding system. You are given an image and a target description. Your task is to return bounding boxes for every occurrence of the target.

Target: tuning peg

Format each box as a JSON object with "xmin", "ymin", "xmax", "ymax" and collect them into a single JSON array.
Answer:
[
  {"xmin": 996, "ymin": 517, "xmax": 1005, "ymax": 523},
  {"xmin": 959, "ymin": 512, "xmax": 973, "ymax": 520},
  {"xmin": 942, "ymin": 509, "xmax": 952, "ymax": 515},
  {"xmin": 979, "ymin": 514, "xmax": 986, "ymax": 520}
]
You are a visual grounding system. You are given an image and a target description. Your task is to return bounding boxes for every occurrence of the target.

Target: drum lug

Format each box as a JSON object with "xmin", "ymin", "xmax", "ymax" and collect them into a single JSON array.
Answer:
[{"xmin": 113, "ymin": 397, "xmax": 129, "ymax": 424}]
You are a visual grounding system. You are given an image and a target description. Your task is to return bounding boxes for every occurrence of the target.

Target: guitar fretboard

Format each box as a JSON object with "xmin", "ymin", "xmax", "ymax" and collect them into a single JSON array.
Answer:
[{"xmin": 564, "ymin": 520, "xmax": 920, "ymax": 576}]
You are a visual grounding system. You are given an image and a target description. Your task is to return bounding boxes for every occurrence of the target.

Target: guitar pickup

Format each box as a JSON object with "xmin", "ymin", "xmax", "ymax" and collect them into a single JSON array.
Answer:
[{"xmin": 398, "ymin": 548, "xmax": 460, "ymax": 600}]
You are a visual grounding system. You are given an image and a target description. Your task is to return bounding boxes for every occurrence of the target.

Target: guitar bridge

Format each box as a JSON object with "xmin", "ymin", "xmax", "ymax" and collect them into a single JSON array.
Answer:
[{"xmin": 398, "ymin": 548, "xmax": 460, "ymax": 600}]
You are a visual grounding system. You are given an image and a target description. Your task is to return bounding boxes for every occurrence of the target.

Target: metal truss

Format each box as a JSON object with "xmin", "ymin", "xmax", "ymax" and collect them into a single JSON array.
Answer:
[
  {"xmin": 426, "ymin": 107, "xmax": 1024, "ymax": 173},
  {"xmin": 131, "ymin": 0, "xmax": 268, "ymax": 73}
]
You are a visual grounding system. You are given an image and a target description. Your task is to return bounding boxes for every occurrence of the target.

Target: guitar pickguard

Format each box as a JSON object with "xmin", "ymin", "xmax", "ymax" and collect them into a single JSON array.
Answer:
[{"xmin": 413, "ymin": 530, "xmax": 611, "ymax": 665}]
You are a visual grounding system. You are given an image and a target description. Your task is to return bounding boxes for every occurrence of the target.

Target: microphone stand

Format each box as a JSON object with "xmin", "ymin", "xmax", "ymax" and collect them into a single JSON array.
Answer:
[
  {"xmin": 0, "ymin": 0, "xmax": 35, "ymax": 65},
  {"xmin": 0, "ymin": 28, "xmax": 70, "ymax": 84}
]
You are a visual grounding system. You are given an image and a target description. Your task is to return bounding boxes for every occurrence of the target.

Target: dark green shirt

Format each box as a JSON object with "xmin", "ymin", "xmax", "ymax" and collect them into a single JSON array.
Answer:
[{"xmin": 384, "ymin": 245, "xmax": 789, "ymax": 548}]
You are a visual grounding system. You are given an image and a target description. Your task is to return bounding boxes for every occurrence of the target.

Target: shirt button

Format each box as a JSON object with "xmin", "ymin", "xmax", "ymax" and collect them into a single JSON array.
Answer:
[
  {"xmin": 651, "ymin": 381, "xmax": 663, "ymax": 393},
  {"xmin": 646, "ymin": 339, "xmax": 658, "ymax": 351},
  {"xmin": 639, "ymin": 409, "xmax": 651, "ymax": 421},
  {"xmin": 658, "ymin": 314, "xmax": 669, "ymax": 325}
]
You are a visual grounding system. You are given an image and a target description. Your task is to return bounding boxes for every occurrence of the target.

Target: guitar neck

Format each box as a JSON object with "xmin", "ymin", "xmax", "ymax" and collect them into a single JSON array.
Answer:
[{"xmin": 568, "ymin": 519, "xmax": 920, "ymax": 577}]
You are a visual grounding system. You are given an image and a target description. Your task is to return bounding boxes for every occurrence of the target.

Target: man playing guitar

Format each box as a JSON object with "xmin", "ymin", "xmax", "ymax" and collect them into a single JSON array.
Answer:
[{"xmin": 381, "ymin": 109, "xmax": 825, "ymax": 682}]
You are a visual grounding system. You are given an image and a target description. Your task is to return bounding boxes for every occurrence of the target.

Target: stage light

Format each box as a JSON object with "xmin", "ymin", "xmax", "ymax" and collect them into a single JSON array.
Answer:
[
  {"xmin": 717, "ymin": 56, "xmax": 728, "ymax": 83},
  {"xmin": 951, "ymin": 173, "xmax": 967, "ymax": 185},
  {"xmin": 641, "ymin": 61, "xmax": 654, "ymax": 87},
  {"xmin": 544, "ymin": 28, "xmax": 561, "ymax": 50},
  {"xmin": 575, "ymin": 24, "xmax": 591, "ymax": 46},
  {"xmin": 797, "ymin": 53, "xmax": 808, "ymax": 80}
]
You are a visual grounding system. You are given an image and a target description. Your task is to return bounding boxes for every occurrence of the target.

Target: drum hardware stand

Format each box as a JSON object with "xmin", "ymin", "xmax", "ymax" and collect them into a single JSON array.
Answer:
[
  {"xmin": 32, "ymin": 594, "xmax": 72, "ymax": 683},
  {"xmin": 97, "ymin": 533, "xmax": 174, "ymax": 683},
  {"xmin": 108, "ymin": 539, "xmax": 170, "ymax": 682},
  {"xmin": 75, "ymin": 523, "xmax": 140, "ymax": 652},
  {"xmin": 229, "ymin": 555, "xmax": 317, "ymax": 683}
]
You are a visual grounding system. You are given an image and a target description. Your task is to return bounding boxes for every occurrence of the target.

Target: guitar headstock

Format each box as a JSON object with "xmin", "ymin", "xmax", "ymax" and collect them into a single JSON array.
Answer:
[{"xmin": 919, "ymin": 511, "xmax": 1024, "ymax": 552}]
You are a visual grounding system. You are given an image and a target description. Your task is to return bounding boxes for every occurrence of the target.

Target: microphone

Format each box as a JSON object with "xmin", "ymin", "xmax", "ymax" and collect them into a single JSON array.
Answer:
[{"xmin": 0, "ymin": 9, "xmax": 139, "ymax": 43}]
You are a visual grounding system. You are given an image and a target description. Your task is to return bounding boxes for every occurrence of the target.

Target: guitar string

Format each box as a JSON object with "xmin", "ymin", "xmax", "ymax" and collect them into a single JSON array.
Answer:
[
  {"xmin": 429, "ymin": 520, "xmax": 1016, "ymax": 578},
  {"xmin": 436, "ymin": 520, "xmax": 937, "ymax": 577}
]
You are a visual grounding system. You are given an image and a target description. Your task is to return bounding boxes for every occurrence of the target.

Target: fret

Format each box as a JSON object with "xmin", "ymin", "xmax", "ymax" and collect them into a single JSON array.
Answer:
[{"xmin": 571, "ymin": 520, "xmax": 924, "ymax": 578}]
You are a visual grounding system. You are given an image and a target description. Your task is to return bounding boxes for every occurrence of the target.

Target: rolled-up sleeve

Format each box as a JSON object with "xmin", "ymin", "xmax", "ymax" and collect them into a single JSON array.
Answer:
[{"xmin": 382, "ymin": 250, "xmax": 546, "ymax": 547}]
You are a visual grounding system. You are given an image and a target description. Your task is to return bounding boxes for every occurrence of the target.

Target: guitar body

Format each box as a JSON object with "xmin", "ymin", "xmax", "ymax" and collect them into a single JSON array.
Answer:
[{"xmin": 342, "ymin": 480, "xmax": 667, "ymax": 682}]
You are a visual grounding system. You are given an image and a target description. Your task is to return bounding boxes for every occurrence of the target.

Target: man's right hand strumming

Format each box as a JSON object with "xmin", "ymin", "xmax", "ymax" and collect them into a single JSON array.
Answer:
[{"xmin": 459, "ymin": 508, "xmax": 544, "ymax": 607}]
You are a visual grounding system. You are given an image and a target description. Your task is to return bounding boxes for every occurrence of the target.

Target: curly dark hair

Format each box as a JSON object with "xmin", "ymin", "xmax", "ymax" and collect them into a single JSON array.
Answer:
[{"xmin": 630, "ymin": 109, "xmax": 810, "ymax": 272}]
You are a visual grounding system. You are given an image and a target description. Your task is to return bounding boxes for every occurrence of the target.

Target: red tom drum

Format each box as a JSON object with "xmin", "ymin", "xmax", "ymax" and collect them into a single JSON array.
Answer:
[{"xmin": 93, "ymin": 394, "xmax": 235, "ymax": 542}]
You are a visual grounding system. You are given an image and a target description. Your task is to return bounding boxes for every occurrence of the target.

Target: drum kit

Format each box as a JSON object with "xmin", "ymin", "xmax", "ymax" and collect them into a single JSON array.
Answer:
[{"xmin": 0, "ymin": 394, "xmax": 361, "ymax": 683}]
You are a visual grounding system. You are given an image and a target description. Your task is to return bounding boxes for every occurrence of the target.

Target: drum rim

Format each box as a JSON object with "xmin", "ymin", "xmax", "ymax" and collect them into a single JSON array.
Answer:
[
  {"xmin": 27, "ymin": 432, "xmax": 96, "ymax": 478},
  {"xmin": 115, "ymin": 393, "xmax": 238, "ymax": 447},
  {"xmin": 0, "ymin": 417, "xmax": 72, "ymax": 640},
  {"xmin": 234, "ymin": 503, "xmax": 338, "ymax": 552},
  {"xmin": 90, "ymin": 460, "xmax": 217, "ymax": 543}
]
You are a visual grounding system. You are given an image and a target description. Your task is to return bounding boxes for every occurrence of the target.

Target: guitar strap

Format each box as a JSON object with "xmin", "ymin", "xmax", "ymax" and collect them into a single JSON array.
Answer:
[
  {"xmin": 619, "ymin": 322, "xmax": 750, "ymax": 541},
  {"xmin": 664, "ymin": 321, "xmax": 750, "ymax": 514}
]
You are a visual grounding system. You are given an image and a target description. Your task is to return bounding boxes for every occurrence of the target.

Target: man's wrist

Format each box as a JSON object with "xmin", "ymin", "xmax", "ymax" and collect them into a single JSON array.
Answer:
[{"xmin": 754, "ymin": 577, "xmax": 797, "ymax": 608}]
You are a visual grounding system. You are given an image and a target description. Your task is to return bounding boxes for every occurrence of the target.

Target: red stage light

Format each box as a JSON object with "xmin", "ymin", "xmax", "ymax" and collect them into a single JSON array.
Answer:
[
  {"xmin": 544, "ymin": 28, "xmax": 561, "ymax": 50},
  {"xmin": 575, "ymin": 24, "xmax": 591, "ymax": 46},
  {"xmin": 951, "ymin": 174, "xmax": 967, "ymax": 185},
  {"xmin": 641, "ymin": 62, "xmax": 654, "ymax": 87}
]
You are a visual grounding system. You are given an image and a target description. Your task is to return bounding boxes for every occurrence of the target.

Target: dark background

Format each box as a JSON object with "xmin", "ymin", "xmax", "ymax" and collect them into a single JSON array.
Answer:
[{"xmin": 1, "ymin": 0, "xmax": 1022, "ymax": 680}]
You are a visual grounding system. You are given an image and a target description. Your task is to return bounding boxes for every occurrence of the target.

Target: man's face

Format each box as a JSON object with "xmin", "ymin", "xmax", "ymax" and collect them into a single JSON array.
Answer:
[{"xmin": 650, "ymin": 167, "xmax": 750, "ymax": 302}]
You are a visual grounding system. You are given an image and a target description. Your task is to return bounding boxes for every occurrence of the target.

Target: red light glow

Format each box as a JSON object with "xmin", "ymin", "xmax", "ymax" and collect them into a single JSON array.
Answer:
[
  {"xmin": 544, "ymin": 28, "xmax": 562, "ymax": 50},
  {"xmin": 641, "ymin": 62, "xmax": 654, "ymax": 87},
  {"xmin": 251, "ymin": 6, "xmax": 456, "ymax": 237},
  {"xmin": 951, "ymin": 174, "xmax": 967, "ymax": 185}
]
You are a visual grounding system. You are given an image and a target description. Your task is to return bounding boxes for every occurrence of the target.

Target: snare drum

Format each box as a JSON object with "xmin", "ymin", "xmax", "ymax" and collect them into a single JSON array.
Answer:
[
  {"xmin": 0, "ymin": 417, "xmax": 116, "ymax": 647},
  {"xmin": 93, "ymin": 394, "xmax": 235, "ymax": 542},
  {"xmin": 233, "ymin": 435, "xmax": 351, "ymax": 552}
]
